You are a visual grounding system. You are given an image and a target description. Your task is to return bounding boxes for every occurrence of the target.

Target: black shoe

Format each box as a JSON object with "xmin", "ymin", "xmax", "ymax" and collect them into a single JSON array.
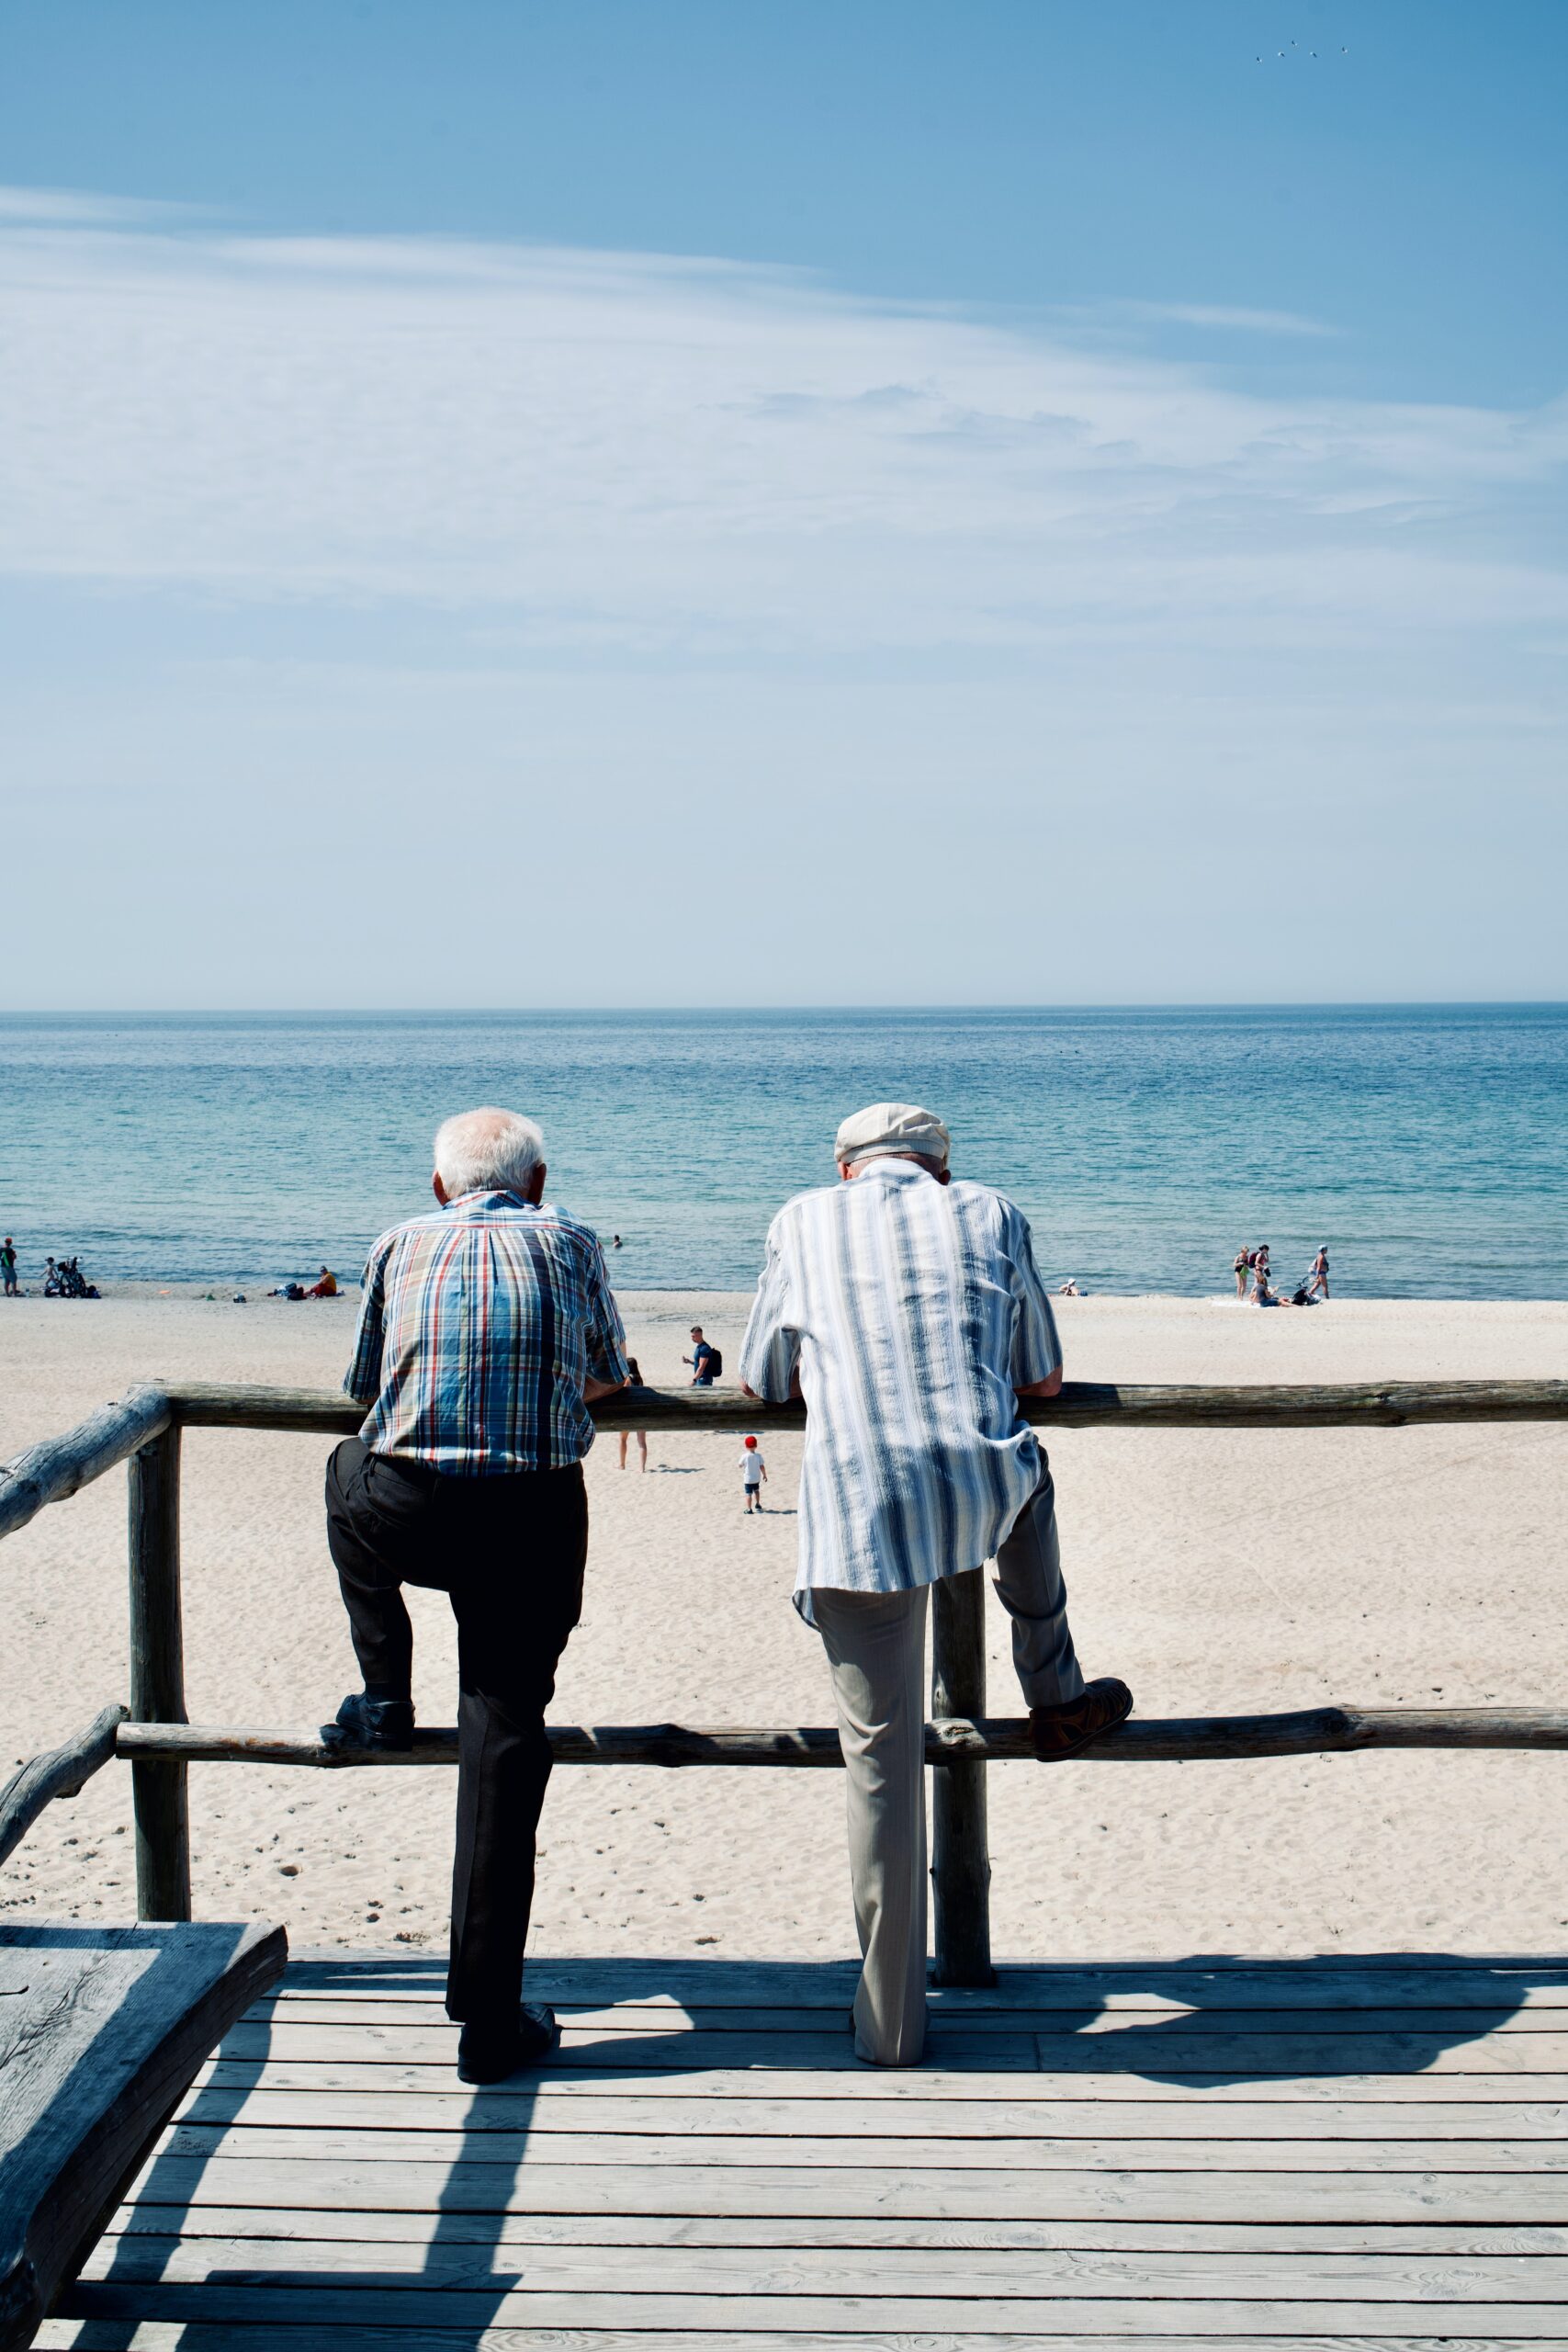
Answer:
[
  {"xmin": 1029, "ymin": 1677, "xmax": 1134, "ymax": 1762},
  {"xmin": 457, "ymin": 2002, "xmax": 561, "ymax": 2085},
  {"xmin": 320, "ymin": 1691, "xmax": 415, "ymax": 1752}
]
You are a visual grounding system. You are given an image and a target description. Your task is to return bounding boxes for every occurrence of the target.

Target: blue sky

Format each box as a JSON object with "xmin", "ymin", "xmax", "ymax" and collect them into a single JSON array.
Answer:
[{"xmin": 1, "ymin": 0, "xmax": 1563, "ymax": 1005}]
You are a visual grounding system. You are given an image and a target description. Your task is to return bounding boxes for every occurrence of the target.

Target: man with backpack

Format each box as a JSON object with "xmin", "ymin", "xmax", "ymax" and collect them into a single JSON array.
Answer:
[{"xmin": 684, "ymin": 1325, "xmax": 719, "ymax": 1385}]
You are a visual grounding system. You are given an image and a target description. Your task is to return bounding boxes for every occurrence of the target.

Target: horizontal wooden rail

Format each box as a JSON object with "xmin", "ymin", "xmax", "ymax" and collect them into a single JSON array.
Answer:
[
  {"xmin": 4, "ymin": 1380, "xmax": 1562, "ymax": 1557},
  {"xmin": 114, "ymin": 1705, "xmax": 1568, "ymax": 1771},
  {"xmin": 0, "ymin": 1705, "xmax": 129, "ymax": 1866},
  {"xmin": 162, "ymin": 1376, "xmax": 1568, "ymax": 1435},
  {"xmin": 0, "ymin": 1386, "xmax": 170, "ymax": 1543}
]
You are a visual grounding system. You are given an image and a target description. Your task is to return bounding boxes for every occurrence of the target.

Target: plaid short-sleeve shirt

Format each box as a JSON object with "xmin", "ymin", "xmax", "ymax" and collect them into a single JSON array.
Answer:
[{"xmin": 344, "ymin": 1190, "xmax": 628, "ymax": 1475}]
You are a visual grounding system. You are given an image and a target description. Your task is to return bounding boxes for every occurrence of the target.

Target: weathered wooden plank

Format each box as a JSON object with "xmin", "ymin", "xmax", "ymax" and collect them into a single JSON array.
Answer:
[
  {"xmin": 194, "ymin": 2055, "xmax": 1568, "ymax": 2105},
  {"xmin": 98, "ymin": 2203, "xmax": 1568, "ymax": 2254},
  {"xmin": 211, "ymin": 2019, "xmax": 1568, "ymax": 2073},
  {"xmin": 274, "ymin": 1957, "xmax": 1568, "ymax": 2009},
  {"xmin": 0, "ymin": 1706, "xmax": 127, "ymax": 1869},
  {"xmin": 0, "ymin": 1385, "xmax": 170, "ymax": 1544},
  {"xmin": 77, "ymin": 2233, "xmax": 1568, "ymax": 2299},
  {"xmin": 153, "ymin": 2120, "xmax": 1568, "ymax": 2174},
  {"xmin": 39, "ymin": 2324, "xmax": 1568, "ymax": 2352},
  {"xmin": 164, "ymin": 1375, "xmax": 1568, "ymax": 1431},
  {"xmin": 117, "ymin": 2151, "xmax": 1568, "ymax": 2222},
  {"xmin": 52, "ymin": 2279, "xmax": 1568, "ymax": 2336},
  {"xmin": 0, "ymin": 1921, "xmax": 286, "ymax": 2352},
  {"xmin": 112, "ymin": 1705, "xmax": 1568, "ymax": 1769},
  {"xmin": 172, "ymin": 2086, "xmax": 1568, "ymax": 2140},
  {"xmin": 255, "ymin": 1996, "xmax": 1568, "ymax": 2036}
]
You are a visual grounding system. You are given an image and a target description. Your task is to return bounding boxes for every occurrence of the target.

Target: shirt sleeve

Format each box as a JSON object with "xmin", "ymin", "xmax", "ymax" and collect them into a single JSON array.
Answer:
[
  {"xmin": 344, "ymin": 1240, "xmax": 389, "ymax": 1404},
  {"xmin": 583, "ymin": 1240, "xmax": 631, "ymax": 1385},
  {"xmin": 1006, "ymin": 1206, "xmax": 1064, "ymax": 1386},
  {"xmin": 739, "ymin": 1220, "xmax": 801, "ymax": 1402}
]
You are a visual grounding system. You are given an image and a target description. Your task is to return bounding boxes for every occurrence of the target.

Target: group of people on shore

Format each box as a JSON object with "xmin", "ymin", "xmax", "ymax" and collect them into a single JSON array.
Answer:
[
  {"xmin": 316, "ymin": 1101, "xmax": 1129, "ymax": 2082},
  {"xmin": 0, "ymin": 1238, "xmax": 99, "ymax": 1299},
  {"xmin": 1234, "ymin": 1241, "xmax": 1330, "ymax": 1306}
]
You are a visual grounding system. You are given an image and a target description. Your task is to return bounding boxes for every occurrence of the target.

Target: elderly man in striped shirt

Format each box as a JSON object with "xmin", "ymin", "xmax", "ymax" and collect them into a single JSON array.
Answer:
[
  {"xmin": 322, "ymin": 1107, "xmax": 628, "ymax": 2085},
  {"xmin": 740, "ymin": 1102, "xmax": 1132, "ymax": 2067}
]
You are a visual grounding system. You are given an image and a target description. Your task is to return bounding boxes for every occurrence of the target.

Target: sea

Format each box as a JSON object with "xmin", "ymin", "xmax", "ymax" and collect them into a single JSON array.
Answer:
[{"xmin": 1, "ymin": 1006, "xmax": 1564, "ymax": 1300}]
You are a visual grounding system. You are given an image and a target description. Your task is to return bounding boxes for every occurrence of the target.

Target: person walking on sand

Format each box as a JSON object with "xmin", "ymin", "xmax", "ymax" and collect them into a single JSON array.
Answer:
[
  {"xmin": 739, "ymin": 1433, "xmax": 768, "ymax": 1512},
  {"xmin": 618, "ymin": 1357, "xmax": 649, "ymax": 1472},
  {"xmin": 740, "ymin": 1102, "xmax": 1132, "ymax": 2069},
  {"xmin": 1307, "ymin": 1245, "xmax": 1330, "ymax": 1301},
  {"xmin": 321, "ymin": 1107, "xmax": 628, "ymax": 2086},
  {"xmin": 1, "ymin": 1238, "xmax": 17, "ymax": 1297},
  {"xmin": 683, "ymin": 1326, "xmax": 716, "ymax": 1386}
]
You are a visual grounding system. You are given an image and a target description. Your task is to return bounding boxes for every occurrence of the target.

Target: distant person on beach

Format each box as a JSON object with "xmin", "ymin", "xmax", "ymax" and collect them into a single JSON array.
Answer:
[
  {"xmin": 739, "ymin": 1433, "xmax": 767, "ymax": 1512},
  {"xmin": 1233, "ymin": 1248, "xmax": 1250, "ymax": 1299},
  {"xmin": 740, "ymin": 1101, "xmax": 1132, "ymax": 2069},
  {"xmin": 1307, "ymin": 1246, "xmax": 1330, "ymax": 1300},
  {"xmin": 1056, "ymin": 1278, "xmax": 1079, "ymax": 1296},
  {"xmin": 306, "ymin": 1266, "xmax": 339, "ymax": 1298},
  {"xmin": 1, "ymin": 1238, "xmax": 17, "ymax": 1297},
  {"xmin": 321, "ymin": 1106, "xmax": 628, "ymax": 2086},
  {"xmin": 683, "ymin": 1326, "xmax": 716, "ymax": 1385},
  {"xmin": 618, "ymin": 1356, "xmax": 648, "ymax": 1472}
]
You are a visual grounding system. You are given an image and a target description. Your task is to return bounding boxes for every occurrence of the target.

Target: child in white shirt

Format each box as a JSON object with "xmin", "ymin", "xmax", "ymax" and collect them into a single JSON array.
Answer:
[{"xmin": 739, "ymin": 1435, "xmax": 767, "ymax": 1513}]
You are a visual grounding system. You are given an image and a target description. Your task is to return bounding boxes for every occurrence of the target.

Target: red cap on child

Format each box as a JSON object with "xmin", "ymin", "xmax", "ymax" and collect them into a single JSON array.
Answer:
[{"xmin": 743, "ymin": 1434, "xmax": 758, "ymax": 1448}]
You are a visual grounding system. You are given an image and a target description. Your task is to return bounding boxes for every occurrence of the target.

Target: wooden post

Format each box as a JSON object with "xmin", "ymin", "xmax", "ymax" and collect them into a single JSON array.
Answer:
[
  {"xmin": 930, "ymin": 1567, "xmax": 994, "ymax": 1986},
  {"xmin": 128, "ymin": 1427, "xmax": 190, "ymax": 1921}
]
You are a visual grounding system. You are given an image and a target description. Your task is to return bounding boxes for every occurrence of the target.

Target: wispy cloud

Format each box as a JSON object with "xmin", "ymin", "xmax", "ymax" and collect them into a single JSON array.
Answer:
[
  {"xmin": 1121, "ymin": 300, "xmax": 1340, "ymax": 337},
  {"xmin": 0, "ymin": 184, "xmax": 190, "ymax": 225},
  {"xmin": 0, "ymin": 196, "xmax": 1562, "ymax": 656}
]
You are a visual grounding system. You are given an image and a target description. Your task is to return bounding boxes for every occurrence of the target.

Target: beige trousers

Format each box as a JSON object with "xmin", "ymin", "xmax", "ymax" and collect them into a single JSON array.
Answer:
[
  {"xmin": 813, "ymin": 1582, "xmax": 931, "ymax": 2067},
  {"xmin": 811, "ymin": 1455, "xmax": 1086, "ymax": 2067}
]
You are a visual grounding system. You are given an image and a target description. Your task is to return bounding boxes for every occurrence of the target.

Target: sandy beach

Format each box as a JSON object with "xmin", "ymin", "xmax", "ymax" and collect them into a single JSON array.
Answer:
[{"xmin": 2, "ymin": 1290, "xmax": 1564, "ymax": 1964}]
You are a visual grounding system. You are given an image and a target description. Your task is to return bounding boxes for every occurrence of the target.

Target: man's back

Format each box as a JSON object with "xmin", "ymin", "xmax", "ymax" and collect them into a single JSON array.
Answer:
[
  {"xmin": 739, "ymin": 1158, "xmax": 1061, "ymax": 1600},
  {"xmin": 346, "ymin": 1189, "xmax": 626, "ymax": 1475}
]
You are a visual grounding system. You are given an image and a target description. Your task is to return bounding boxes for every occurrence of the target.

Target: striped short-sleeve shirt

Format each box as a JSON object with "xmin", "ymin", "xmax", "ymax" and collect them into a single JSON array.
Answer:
[
  {"xmin": 344, "ymin": 1190, "xmax": 628, "ymax": 1475},
  {"xmin": 739, "ymin": 1159, "xmax": 1061, "ymax": 1618}
]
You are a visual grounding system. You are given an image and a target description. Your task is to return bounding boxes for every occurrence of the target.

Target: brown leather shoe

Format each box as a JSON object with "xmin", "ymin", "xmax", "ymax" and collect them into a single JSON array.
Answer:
[{"xmin": 1030, "ymin": 1677, "xmax": 1134, "ymax": 1761}]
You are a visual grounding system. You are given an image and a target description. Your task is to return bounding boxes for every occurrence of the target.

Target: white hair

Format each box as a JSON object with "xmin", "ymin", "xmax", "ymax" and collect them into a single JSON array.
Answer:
[{"xmin": 434, "ymin": 1107, "xmax": 545, "ymax": 1198}]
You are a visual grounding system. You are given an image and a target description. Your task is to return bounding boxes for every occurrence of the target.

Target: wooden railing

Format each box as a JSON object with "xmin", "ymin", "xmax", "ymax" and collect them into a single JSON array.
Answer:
[{"xmin": 2, "ymin": 1375, "xmax": 1565, "ymax": 1985}]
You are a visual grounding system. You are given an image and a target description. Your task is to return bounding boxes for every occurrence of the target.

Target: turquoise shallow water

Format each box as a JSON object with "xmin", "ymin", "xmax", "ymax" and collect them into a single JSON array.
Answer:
[{"xmin": 0, "ymin": 1006, "xmax": 1563, "ymax": 1297}]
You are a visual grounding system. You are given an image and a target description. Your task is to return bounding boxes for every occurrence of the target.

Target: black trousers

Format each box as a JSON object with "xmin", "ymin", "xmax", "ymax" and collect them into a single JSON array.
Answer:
[{"xmin": 323, "ymin": 1438, "xmax": 587, "ymax": 2024}]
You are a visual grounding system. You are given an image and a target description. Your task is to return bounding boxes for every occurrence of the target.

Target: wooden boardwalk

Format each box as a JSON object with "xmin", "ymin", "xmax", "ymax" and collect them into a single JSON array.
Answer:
[{"xmin": 39, "ymin": 1951, "xmax": 1568, "ymax": 2348}]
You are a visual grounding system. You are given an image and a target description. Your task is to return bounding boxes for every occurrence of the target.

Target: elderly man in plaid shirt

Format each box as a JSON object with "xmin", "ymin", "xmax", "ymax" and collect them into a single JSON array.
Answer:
[{"xmin": 322, "ymin": 1107, "xmax": 628, "ymax": 2085}]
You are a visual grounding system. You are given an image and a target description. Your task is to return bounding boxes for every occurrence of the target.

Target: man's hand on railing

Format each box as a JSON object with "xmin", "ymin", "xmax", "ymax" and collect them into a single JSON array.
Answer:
[
  {"xmin": 1016, "ymin": 1368, "xmax": 1064, "ymax": 1400},
  {"xmin": 583, "ymin": 1374, "xmax": 631, "ymax": 1405}
]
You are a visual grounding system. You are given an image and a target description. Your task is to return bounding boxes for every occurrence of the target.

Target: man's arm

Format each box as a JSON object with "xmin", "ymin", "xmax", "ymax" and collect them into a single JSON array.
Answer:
[
  {"xmin": 737, "ymin": 1227, "xmax": 801, "ymax": 1404},
  {"xmin": 1006, "ymin": 1208, "xmax": 1065, "ymax": 1399},
  {"xmin": 581, "ymin": 1238, "xmax": 631, "ymax": 1401},
  {"xmin": 343, "ymin": 1247, "xmax": 388, "ymax": 1405}
]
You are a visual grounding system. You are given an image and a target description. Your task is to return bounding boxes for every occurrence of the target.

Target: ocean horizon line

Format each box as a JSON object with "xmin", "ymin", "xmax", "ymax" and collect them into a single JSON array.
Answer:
[{"xmin": 4, "ymin": 999, "xmax": 1567, "ymax": 1022}]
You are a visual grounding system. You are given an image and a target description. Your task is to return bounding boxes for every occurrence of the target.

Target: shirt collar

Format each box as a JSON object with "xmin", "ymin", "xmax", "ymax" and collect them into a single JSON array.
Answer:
[{"xmin": 852, "ymin": 1157, "xmax": 941, "ymax": 1182}]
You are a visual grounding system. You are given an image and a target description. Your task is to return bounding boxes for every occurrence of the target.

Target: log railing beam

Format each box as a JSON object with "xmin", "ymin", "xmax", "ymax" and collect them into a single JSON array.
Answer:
[
  {"xmin": 113, "ymin": 1703, "xmax": 1568, "ymax": 1771},
  {"xmin": 930, "ymin": 1570, "xmax": 993, "ymax": 1986},
  {"xmin": 128, "ymin": 1427, "xmax": 190, "ymax": 1922},
  {"xmin": 160, "ymin": 1376, "xmax": 1568, "ymax": 1435}
]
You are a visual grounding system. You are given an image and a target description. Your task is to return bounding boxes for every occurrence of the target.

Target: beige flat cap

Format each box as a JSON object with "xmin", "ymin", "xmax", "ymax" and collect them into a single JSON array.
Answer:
[{"xmin": 834, "ymin": 1102, "xmax": 951, "ymax": 1168}]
